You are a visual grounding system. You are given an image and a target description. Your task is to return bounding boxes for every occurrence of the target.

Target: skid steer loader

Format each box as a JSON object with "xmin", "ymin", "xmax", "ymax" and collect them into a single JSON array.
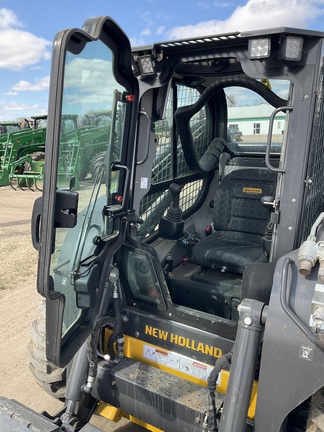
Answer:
[{"xmin": 2, "ymin": 15, "xmax": 324, "ymax": 432}]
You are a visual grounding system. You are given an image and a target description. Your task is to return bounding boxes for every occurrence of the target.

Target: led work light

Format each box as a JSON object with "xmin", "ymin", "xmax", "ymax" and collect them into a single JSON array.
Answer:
[
  {"xmin": 248, "ymin": 38, "xmax": 271, "ymax": 59},
  {"xmin": 137, "ymin": 54, "xmax": 156, "ymax": 76},
  {"xmin": 280, "ymin": 36, "xmax": 303, "ymax": 61}
]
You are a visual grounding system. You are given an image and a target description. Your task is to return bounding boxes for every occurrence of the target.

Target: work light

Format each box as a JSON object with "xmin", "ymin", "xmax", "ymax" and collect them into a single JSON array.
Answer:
[
  {"xmin": 248, "ymin": 38, "xmax": 271, "ymax": 59},
  {"xmin": 138, "ymin": 54, "xmax": 156, "ymax": 76},
  {"xmin": 280, "ymin": 36, "xmax": 303, "ymax": 61}
]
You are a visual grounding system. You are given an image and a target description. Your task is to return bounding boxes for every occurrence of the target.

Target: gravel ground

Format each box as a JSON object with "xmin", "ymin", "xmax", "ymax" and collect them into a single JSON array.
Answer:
[{"xmin": 0, "ymin": 186, "xmax": 144, "ymax": 431}]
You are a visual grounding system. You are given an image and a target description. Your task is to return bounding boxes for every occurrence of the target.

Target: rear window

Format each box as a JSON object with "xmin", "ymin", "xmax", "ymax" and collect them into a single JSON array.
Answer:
[{"xmin": 225, "ymin": 80, "xmax": 291, "ymax": 155}]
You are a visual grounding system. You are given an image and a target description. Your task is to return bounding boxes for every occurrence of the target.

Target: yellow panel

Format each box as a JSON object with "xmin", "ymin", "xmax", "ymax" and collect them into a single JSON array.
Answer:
[
  {"xmin": 96, "ymin": 403, "xmax": 122, "ymax": 422},
  {"xmin": 103, "ymin": 330, "xmax": 258, "ymax": 420},
  {"xmin": 129, "ymin": 415, "xmax": 164, "ymax": 432},
  {"xmin": 96, "ymin": 403, "xmax": 163, "ymax": 431}
]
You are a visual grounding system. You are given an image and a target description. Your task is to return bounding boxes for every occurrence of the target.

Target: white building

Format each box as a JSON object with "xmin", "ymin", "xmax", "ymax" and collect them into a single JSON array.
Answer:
[{"xmin": 228, "ymin": 104, "xmax": 286, "ymax": 136}]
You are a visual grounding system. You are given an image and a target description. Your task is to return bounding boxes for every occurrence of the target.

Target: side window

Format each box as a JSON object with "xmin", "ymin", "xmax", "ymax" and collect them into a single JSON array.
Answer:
[
  {"xmin": 138, "ymin": 83, "xmax": 211, "ymax": 238},
  {"xmin": 119, "ymin": 245, "xmax": 167, "ymax": 310},
  {"xmin": 253, "ymin": 123, "xmax": 261, "ymax": 134},
  {"xmin": 225, "ymin": 80, "xmax": 291, "ymax": 155}
]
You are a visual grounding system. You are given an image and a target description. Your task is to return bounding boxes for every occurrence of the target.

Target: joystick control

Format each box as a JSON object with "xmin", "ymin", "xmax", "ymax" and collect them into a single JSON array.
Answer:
[{"xmin": 158, "ymin": 183, "xmax": 184, "ymax": 240}]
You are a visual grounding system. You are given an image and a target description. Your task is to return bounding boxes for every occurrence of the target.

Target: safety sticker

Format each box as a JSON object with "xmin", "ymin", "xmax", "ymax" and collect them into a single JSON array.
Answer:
[
  {"xmin": 140, "ymin": 177, "xmax": 148, "ymax": 189},
  {"xmin": 143, "ymin": 343, "xmax": 214, "ymax": 381},
  {"xmin": 299, "ymin": 345, "xmax": 313, "ymax": 361}
]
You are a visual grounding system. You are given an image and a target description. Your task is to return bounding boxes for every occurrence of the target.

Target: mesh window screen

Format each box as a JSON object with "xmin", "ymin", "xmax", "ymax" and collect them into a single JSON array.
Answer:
[
  {"xmin": 298, "ymin": 71, "xmax": 324, "ymax": 245},
  {"xmin": 138, "ymin": 84, "xmax": 211, "ymax": 239}
]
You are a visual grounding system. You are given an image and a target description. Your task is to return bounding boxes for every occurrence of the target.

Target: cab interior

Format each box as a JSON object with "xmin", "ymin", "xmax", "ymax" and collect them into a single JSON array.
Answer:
[{"xmin": 121, "ymin": 54, "xmax": 290, "ymax": 322}]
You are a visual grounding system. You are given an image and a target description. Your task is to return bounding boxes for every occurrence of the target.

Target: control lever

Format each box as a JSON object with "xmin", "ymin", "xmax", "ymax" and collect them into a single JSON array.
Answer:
[
  {"xmin": 261, "ymin": 195, "xmax": 275, "ymax": 209},
  {"xmin": 158, "ymin": 183, "xmax": 184, "ymax": 240}
]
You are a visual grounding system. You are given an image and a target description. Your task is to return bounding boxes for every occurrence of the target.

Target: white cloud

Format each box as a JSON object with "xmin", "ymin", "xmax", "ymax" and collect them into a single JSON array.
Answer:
[
  {"xmin": 0, "ymin": 100, "xmax": 39, "ymax": 111},
  {"xmin": 0, "ymin": 8, "xmax": 51, "ymax": 70},
  {"xmin": 131, "ymin": 10, "xmax": 171, "ymax": 45},
  {"xmin": 0, "ymin": 8, "xmax": 22, "ymax": 29},
  {"xmin": 62, "ymin": 57, "xmax": 124, "ymax": 114},
  {"xmin": 156, "ymin": 26, "xmax": 166, "ymax": 36},
  {"xmin": 198, "ymin": 1, "xmax": 211, "ymax": 10},
  {"xmin": 168, "ymin": 0, "xmax": 324, "ymax": 39},
  {"xmin": 213, "ymin": 1, "xmax": 234, "ymax": 7},
  {"xmin": 4, "ymin": 91, "xmax": 18, "ymax": 96},
  {"xmin": 11, "ymin": 76, "xmax": 50, "ymax": 92},
  {"xmin": 141, "ymin": 28, "xmax": 152, "ymax": 36}
]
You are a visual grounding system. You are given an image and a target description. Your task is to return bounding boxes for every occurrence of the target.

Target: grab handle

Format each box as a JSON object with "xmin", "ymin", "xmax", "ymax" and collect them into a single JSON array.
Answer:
[{"xmin": 265, "ymin": 106, "xmax": 293, "ymax": 173}]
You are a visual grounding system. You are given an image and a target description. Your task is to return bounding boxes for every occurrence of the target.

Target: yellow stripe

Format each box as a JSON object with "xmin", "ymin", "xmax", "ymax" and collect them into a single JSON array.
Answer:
[{"xmin": 128, "ymin": 416, "xmax": 164, "ymax": 432}]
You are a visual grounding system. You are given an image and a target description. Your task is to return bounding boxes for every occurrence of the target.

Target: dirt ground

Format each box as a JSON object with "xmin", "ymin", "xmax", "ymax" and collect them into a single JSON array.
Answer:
[{"xmin": 0, "ymin": 186, "xmax": 144, "ymax": 431}]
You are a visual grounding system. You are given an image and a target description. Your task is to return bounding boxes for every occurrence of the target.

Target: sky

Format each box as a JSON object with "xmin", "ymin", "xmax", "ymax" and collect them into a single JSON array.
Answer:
[{"xmin": 0, "ymin": 0, "xmax": 324, "ymax": 121}]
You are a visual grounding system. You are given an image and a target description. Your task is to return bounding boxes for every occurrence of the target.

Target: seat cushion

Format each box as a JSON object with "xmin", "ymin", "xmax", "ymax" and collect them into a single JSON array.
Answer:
[{"xmin": 192, "ymin": 232, "xmax": 268, "ymax": 274}]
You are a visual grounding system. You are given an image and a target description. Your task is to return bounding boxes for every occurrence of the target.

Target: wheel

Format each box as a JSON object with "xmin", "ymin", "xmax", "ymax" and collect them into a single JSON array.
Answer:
[
  {"xmin": 89, "ymin": 151, "xmax": 106, "ymax": 182},
  {"xmin": 28, "ymin": 300, "xmax": 66, "ymax": 400},
  {"xmin": 305, "ymin": 387, "xmax": 324, "ymax": 431},
  {"xmin": 30, "ymin": 151, "xmax": 45, "ymax": 162}
]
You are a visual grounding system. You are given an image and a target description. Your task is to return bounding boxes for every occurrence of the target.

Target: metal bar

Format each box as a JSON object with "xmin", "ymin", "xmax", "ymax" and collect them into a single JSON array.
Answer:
[
  {"xmin": 218, "ymin": 299, "xmax": 266, "ymax": 432},
  {"xmin": 265, "ymin": 106, "xmax": 293, "ymax": 173}
]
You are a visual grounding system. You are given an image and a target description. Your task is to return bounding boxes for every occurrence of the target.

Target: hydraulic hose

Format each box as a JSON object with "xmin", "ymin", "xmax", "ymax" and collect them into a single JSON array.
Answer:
[
  {"xmin": 280, "ymin": 257, "xmax": 324, "ymax": 351},
  {"xmin": 87, "ymin": 316, "xmax": 116, "ymax": 381},
  {"xmin": 107, "ymin": 294, "xmax": 123, "ymax": 361},
  {"xmin": 207, "ymin": 352, "xmax": 232, "ymax": 432}
]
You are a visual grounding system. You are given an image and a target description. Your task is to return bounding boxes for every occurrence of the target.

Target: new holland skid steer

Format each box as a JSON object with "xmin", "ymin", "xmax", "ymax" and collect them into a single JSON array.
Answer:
[{"xmin": 2, "ymin": 15, "xmax": 324, "ymax": 432}]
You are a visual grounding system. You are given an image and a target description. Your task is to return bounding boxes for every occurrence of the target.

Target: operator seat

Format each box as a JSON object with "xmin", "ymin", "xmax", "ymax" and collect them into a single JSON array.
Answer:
[{"xmin": 192, "ymin": 168, "xmax": 277, "ymax": 274}]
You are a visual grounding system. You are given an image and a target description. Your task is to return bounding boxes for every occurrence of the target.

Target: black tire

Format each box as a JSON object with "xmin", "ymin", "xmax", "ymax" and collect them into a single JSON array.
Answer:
[
  {"xmin": 89, "ymin": 151, "xmax": 106, "ymax": 182},
  {"xmin": 305, "ymin": 387, "xmax": 324, "ymax": 431},
  {"xmin": 78, "ymin": 164, "xmax": 89, "ymax": 181},
  {"xmin": 28, "ymin": 300, "xmax": 66, "ymax": 400}
]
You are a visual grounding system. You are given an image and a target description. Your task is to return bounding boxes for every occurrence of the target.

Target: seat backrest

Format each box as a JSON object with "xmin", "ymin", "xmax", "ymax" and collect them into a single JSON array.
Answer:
[{"xmin": 213, "ymin": 168, "xmax": 277, "ymax": 241}]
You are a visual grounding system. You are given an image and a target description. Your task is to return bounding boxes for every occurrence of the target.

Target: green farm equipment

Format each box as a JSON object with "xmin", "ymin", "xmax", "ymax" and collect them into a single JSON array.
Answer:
[
  {"xmin": 25, "ymin": 114, "xmax": 48, "ymax": 130},
  {"xmin": 57, "ymin": 112, "xmax": 111, "ymax": 189},
  {"xmin": 0, "ymin": 126, "xmax": 46, "ymax": 189},
  {"xmin": 0, "ymin": 112, "xmax": 110, "ymax": 190},
  {"xmin": 0, "ymin": 121, "xmax": 22, "ymax": 135}
]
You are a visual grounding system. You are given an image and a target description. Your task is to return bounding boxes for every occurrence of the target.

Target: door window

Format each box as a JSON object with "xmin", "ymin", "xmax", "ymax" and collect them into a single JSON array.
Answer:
[{"xmin": 51, "ymin": 40, "xmax": 128, "ymax": 337}]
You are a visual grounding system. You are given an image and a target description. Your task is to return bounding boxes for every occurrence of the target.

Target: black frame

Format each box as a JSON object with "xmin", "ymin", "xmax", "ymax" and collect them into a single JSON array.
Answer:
[{"xmin": 37, "ymin": 16, "xmax": 138, "ymax": 367}]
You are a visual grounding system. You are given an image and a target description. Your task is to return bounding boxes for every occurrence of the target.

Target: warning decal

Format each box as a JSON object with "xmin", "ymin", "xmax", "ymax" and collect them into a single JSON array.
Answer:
[{"xmin": 143, "ymin": 343, "xmax": 215, "ymax": 381}]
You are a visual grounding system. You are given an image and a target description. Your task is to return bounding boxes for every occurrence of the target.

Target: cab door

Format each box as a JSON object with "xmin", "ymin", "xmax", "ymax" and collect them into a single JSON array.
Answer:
[{"xmin": 32, "ymin": 17, "xmax": 138, "ymax": 367}]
